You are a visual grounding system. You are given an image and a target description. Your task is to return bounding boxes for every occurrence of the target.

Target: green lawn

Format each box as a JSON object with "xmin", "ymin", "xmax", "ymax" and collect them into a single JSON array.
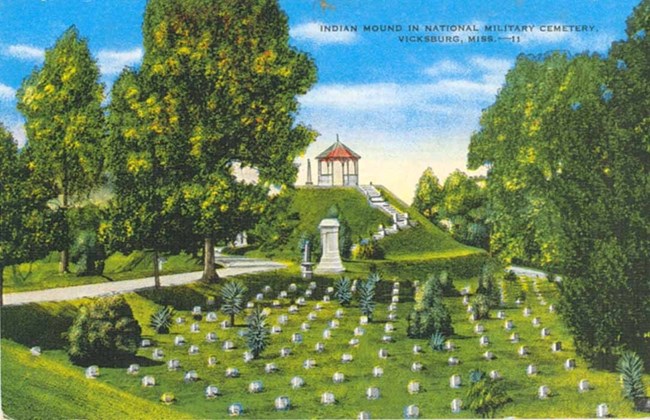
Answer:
[
  {"xmin": 2, "ymin": 270, "xmax": 646, "ymax": 419},
  {"xmin": 3, "ymin": 251, "xmax": 203, "ymax": 293}
]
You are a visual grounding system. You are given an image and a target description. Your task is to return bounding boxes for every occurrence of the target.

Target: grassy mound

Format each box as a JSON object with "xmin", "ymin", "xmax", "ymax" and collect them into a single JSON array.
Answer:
[{"xmin": 1, "ymin": 338, "xmax": 187, "ymax": 419}]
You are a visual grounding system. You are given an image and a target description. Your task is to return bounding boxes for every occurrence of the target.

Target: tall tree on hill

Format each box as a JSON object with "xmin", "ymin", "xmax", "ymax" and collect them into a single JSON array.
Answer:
[
  {"xmin": 412, "ymin": 167, "xmax": 443, "ymax": 221},
  {"xmin": 468, "ymin": 0, "xmax": 650, "ymax": 365},
  {"xmin": 17, "ymin": 27, "xmax": 105, "ymax": 274},
  {"xmin": 0, "ymin": 126, "xmax": 62, "ymax": 305},
  {"xmin": 133, "ymin": 0, "xmax": 317, "ymax": 282}
]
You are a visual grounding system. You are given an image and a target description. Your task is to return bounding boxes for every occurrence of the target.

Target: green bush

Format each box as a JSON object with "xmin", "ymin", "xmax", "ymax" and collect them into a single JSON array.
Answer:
[
  {"xmin": 245, "ymin": 306, "xmax": 270, "ymax": 359},
  {"xmin": 352, "ymin": 239, "xmax": 385, "ymax": 260},
  {"xmin": 67, "ymin": 296, "xmax": 141, "ymax": 365},
  {"xmin": 465, "ymin": 375, "xmax": 511, "ymax": 418},
  {"xmin": 334, "ymin": 277, "xmax": 353, "ymax": 306},
  {"xmin": 429, "ymin": 331, "xmax": 446, "ymax": 351},
  {"xmin": 407, "ymin": 274, "xmax": 454, "ymax": 338},
  {"xmin": 221, "ymin": 280, "xmax": 247, "ymax": 326},
  {"xmin": 357, "ymin": 278, "xmax": 376, "ymax": 321},
  {"xmin": 617, "ymin": 351, "xmax": 646, "ymax": 402},
  {"xmin": 471, "ymin": 294, "xmax": 491, "ymax": 320},
  {"xmin": 149, "ymin": 306, "xmax": 174, "ymax": 334}
]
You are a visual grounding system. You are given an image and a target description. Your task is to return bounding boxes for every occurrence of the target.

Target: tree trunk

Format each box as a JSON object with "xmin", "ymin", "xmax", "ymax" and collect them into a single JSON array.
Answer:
[
  {"xmin": 59, "ymin": 190, "xmax": 70, "ymax": 274},
  {"xmin": 0, "ymin": 265, "xmax": 4, "ymax": 307},
  {"xmin": 202, "ymin": 237, "xmax": 218, "ymax": 283},
  {"xmin": 59, "ymin": 249, "xmax": 70, "ymax": 274},
  {"xmin": 153, "ymin": 250, "xmax": 161, "ymax": 289},
  {"xmin": 230, "ymin": 313, "xmax": 235, "ymax": 327}
]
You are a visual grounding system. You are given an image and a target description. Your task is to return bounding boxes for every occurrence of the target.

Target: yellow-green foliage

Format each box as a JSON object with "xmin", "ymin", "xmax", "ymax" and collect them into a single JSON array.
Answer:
[{"xmin": 1, "ymin": 339, "xmax": 187, "ymax": 419}]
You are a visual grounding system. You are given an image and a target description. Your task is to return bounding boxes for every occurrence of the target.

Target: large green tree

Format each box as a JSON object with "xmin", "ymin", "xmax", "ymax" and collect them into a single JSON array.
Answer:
[
  {"xmin": 131, "ymin": 0, "xmax": 317, "ymax": 282},
  {"xmin": 0, "ymin": 126, "xmax": 62, "ymax": 305},
  {"xmin": 103, "ymin": 69, "xmax": 197, "ymax": 288},
  {"xmin": 468, "ymin": 0, "xmax": 650, "ymax": 365},
  {"xmin": 17, "ymin": 27, "xmax": 105, "ymax": 273}
]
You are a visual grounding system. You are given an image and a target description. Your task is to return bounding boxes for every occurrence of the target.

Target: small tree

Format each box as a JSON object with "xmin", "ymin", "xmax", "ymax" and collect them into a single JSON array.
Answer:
[
  {"xmin": 67, "ymin": 296, "xmax": 142, "ymax": 365},
  {"xmin": 357, "ymin": 278, "xmax": 376, "ymax": 321},
  {"xmin": 221, "ymin": 280, "xmax": 248, "ymax": 326},
  {"xmin": 617, "ymin": 351, "xmax": 646, "ymax": 402},
  {"xmin": 334, "ymin": 277, "xmax": 353, "ymax": 306},
  {"xmin": 245, "ymin": 306, "xmax": 270, "ymax": 359},
  {"xmin": 471, "ymin": 294, "xmax": 492, "ymax": 320},
  {"xmin": 408, "ymin": 274, "xmax": 454, "ymax": 338},
  {"xmin": 465, "ymin": 375, "xmax": 511, "ymax": 418}
]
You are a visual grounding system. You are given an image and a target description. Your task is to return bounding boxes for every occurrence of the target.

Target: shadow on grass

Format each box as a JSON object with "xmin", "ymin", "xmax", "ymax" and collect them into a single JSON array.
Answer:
[{"xmin": 1, "ymin": 303, "xmax": 77, "ymax": 349}]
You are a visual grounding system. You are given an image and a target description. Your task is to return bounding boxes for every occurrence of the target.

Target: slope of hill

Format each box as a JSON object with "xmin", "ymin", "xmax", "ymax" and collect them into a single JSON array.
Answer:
[{"xmin": 1, "ymin": 339, "xmax": 188, "ymax": 420}]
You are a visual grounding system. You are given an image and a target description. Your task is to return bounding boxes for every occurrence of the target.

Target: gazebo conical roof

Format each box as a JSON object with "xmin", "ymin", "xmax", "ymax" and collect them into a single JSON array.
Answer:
[{"xmin": 316, "ymin": 139, "xmax": 361, "ymax": 161}]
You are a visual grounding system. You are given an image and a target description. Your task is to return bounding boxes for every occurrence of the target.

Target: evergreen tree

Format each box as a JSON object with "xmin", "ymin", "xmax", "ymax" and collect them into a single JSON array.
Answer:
[
  {"xmin": 17, "ymin": 27, "xmax": 105, "ymax": 274},
  {"xmin": 220, "ymin": 280, "xmax": 248, "ymax": 326},
  {"xmin": 245, "ymin": 306, "xmax": 270, "ymax": 358}
]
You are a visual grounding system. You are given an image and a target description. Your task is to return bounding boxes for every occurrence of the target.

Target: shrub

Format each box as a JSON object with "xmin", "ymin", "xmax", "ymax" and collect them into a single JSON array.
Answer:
[
  {"xmin": 429, "ymin": 331, "xmax": 446, "ymax": 351},
  {"xmin": 476, "ymin": 264, "xmax": 501, "ymax": 308},
  {"xmin": 439, "ymin": 270, "xmax": 458, "ymax": 296},
  {"xmin": 245, "ymin": 306, "xmax": 270, "ymax": 359},
  {"xmin": 471, "ymin": 294, "xmax": 491, "ymax": 320},
  {"xmin": 67, "ymin": 296, "xmax": 142, "ymax": 365},
  {"xmin": 221, "ymin": 280, "xmax": 248, "ymax": 326},
  {"xmin": 352, "ymin": 239, "xmax": 385, "ymax": 260},
  {"xmin": 334, "ymin": 277, "xmax": 353, "ymax": 306},
  {"xmin": 617, "ymin": 351, "xmax": 646, "ymax": 402},
  {"xmin": 150, "ymin": 306, "xmax": 174, "ymax": 334},
  {"xmin": 469, "ymin": 369, "xmax": 487, "ymax": 383},
  {"xmin": 465, "ymin": 376, "xmax": 511, "ymax": 418},
  {"xmin": 408, "ymin": 275, "xmax": 454, "ymax": 338},
  {"xmin": 357, "ymin": 278, "xmax": 376, "ymax": 321}
]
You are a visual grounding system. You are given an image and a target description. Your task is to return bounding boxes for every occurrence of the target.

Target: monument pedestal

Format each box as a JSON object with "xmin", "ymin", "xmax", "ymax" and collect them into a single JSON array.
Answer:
[
  {"xmin": 315, "ymin": 218, "xmax": 345, "ymax": 274},
  {"xmin": 301, "ymin": 262, "xmax": 314, "ymax": 279}
]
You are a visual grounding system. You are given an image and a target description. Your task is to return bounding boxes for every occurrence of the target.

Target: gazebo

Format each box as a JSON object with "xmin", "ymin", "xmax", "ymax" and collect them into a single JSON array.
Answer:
[{"xmin": 315, "ymin": 136, "xmax": 361, "ymax": 186}]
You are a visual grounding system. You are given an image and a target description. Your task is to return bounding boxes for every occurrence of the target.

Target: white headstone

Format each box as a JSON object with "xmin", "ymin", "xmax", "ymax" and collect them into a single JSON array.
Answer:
[
  {"xmin": 205, "ymin": 385, "xmax": 219, "ymax": 398},
  {"xmin": 315, "ymin": 219, "xmax": 345, "ymax": 273},
  {"xmin": 278, "ymin": 314, "xmax": 288, "ymax": 324},
  {"xmin": 504, "ymin": 320, "xmax": 514, "ymax": 331},
  {"xmin": 153, "ymin": 348, "xmax": 164, "ymax": 360},
  {"xmin": 315, "ymin": 342, "xmax": 325, "ymax": 352},
  {"xmin": 332, "ymin": 372, "xmax": 345, "ymax": 383},
  {"xmin": 272, "ymin": 300, "xmax": 281, "ymax": 308},
  {"xmin": 140, "ymin": 340, "xmax": 151, "ymax": 348},
  {"xmin": 541, "ymin": 327, "xmax": 550, "ymax": 338},
  {"xmin": 167, "ymin": 359, "xmax": 181, "ymax": 371},
  {"xmin": 404, "ymin": 404, "xmax": 419, "ymax": 418},
  {"xmin": 288, "ymin": 305, "xmax": 298, "ymax": 314},
  {"xmin": 349, "ymin": 338, "xmax": 360, "ymax": 346},
  {"xmin": 532, "ymin": 317, "xmax": 541, "ymax": 327},
  {"xmin": 411, "ymin": 362, "xmax": 423, "ymax": 372},
  {"xmin": 518, "ymin": 346, "xmax": 529, "ymax": 356},
  {"xmin": 275, "ymin": 396, "xmax": 290, "ymax": 411},
  {"xmin": 474, "ymin": 324, "xmax": 485, "ymax": 334},
  {"xmin": 496, "ymin": 310, "xmax": 505, "ymax": 319},
  {"xmin": 484, "ymin": 351, "xmax": 495, "ymax": 360},
  {"xmin": 174, "ymin": 335, "xmax": 186, "ymax": 346},
  {"xmin": 565, "ymin": 358, "xmax": 576, "ymax": 370},
  {"xmin": 578, "ymin": 379, "xmax": 590, "ymax": 392},
  {"xmin": 192, "ymin": 306, "xmax": 202, "ymax": 316},
  {"xmin": 322, "ymin": 329, "xmax": 332, "ymax": 339},
  {"xmin": 384, "ymin": 323, "xmax": 394, "ymax": 333},
  {"xmin": 341, "ymin": 353, "xmax": 353, "ymax": 363},
  {"xmin": 450, "ymin": 374, "xmax": 461, "ymax": 388},
  {"xmin": 208, "ymin": 356, "xmax": 217, "ymax": 366},
  {"xmin": 391, "ymin": 296, "xmax": 400, "ymax": 304},
  {"xmin": 184, "ymin": 370, "xmax": 199, "ymax": 382},
  {"xmin": 366, "ymin": 387, "xmax": 380, "ymax": 400},
  {"xmin": 354, "ymin": 327, "xmax": 365, "ymax": 336},
  {"xmin": 304, "ymin": 290, "xmax": 312, "ymax": 298},
  {"xmin": 188, "ymin": 345, "xmax": 200, "ymax": 355},
  {"xmin": 479, "ymin": 335, "xmax": 490, "ymax": 346},
  {"xmin": 321, "ymin": 392, "xmax": 336, "ymax": 405},
  {"xmin": 526, "ymin": 364, "xmax": 537, "ymax": 376},
  {"xmin": 222, "ymin": 340, "xmax": 235, "ymax": 350},
  {"xmin": 538, "ymin": 385, "xmax": 550, "ymax": 399},
  {"xmin": 335, "ymin": 309, "xmax": 344, "ymax": 318},
  {"xmin": 445, "ymin": 341, "xmax": 455, "ymax": 351},
  {"xmin": 220, "ymin": 320, "xmax": 231, "ymax": 329},
  {"xmin": 373, "ymin": 366, "xmax": 384, "ymax": 377},
  {"xmin": 358, "ymin": 411, "xmax": 371, "ymax": 420},
  {"xmin": 291, "ymin": 376, "xmax": 305, "ymax": 389},
  {"xmin": 549, "ymin": 304, "xmax": 556, "ymax": 313},
  {"xmin": 381, "ymin": 335, "xmax": 393, "ymax": 343},
  {"xmin": 297, "ymin": 297, "xmax": 306, "ymax": 306},
  {"xmin": 329, "ymin": 319, "xmax": 340, "ymax": 328},
  {"xmin": 292, "ymin": 333, "xmax": 303, "ymax": 344},
  {"xmin": 510, "ymin": 332, "xmax": 520, "ymax": 343},
  {"xmin": 451, "ymin": 398, "xmax": 463, "ymax": 413},
  {"xmin": 246, "ymin": 301, "xmax": 255, "ymax": 309},
  {"xmin": 308, "ymin": 312, "xmax": 317, "ymax": 321},
  {"xmin": 271, "ymin": 325, "xmax": 282, "ymax": 334},
  {"xmin": 280, "ymin": 291, "xmax": 288, "ymax": 299},
  {"xmin": 228, "ymin": 404, "xmax": 243, "ymax": 416},
  {"xmin": 265, "ymin": 363, "xmax": 278, "ymax": 373},
  {"xmin": 407, "ymin": 380, "xmax": 420, "ymax": 394},
  {"xmin": 388, "ymin": 312, "xmax": 398, "ymax": 321},
  {"xmin": 176, "ymin": 316, "xmax": 186, "ymax": 324},
  {"xmin": 463, "ymin": 296, "xmax": 470, "ymax": 306},
  {"xmin": 248, "ymin": 381, "xmax": 263, "ymax": 393},
  {"xmin": 552, "ymin": 341, "xmax": 562, "ymax": 352},
  {"xmin": 596, "ymin": 404, "xmax": 608, "ymax": 418},
  {"xmin": 489, "ymin": 370, "xmax": 502, "ymax": 380},
  {"xmin": 243, "ymin": 351, "xmax": 254, "ymax": 362},
  {"xmin": 448, "ymin": 356, "xmax": 460, "ymax": 366},
  {"xmin": 142, "ymin": 375, "xmax": 156, "ymax": 387},
  {"xmin": 206, "ymin": 332, "xmax": 217, "ymax": 342},
  {"xmin": 225, "ymin": 367, "xmax": 240, "ymax": 377},
  {"xmin": 523, "ymin": 307, "xmax": 532, "ymax": 317},
  {"xmin": 301, "ymin": 322, "xmax": 310, "ymax": 331},
  {"xmin": 413, "ymin": 345, "xmax": 422, "ymax": 354},
  {"xmin": 190, "ymin": 323, "xmax": 200, "ymax": 333},
  {"xmin": 85, "ymin": 365, "xmax": 99, "ymax": 379},
  {"xmin": 378, "ymin": 348, "xmax": 388, "ymax": 359},
  {"xmin": 359, "ymin": 316, "xmax": 369, "ymax": 325},
  {"xmin": 206, "ymin": 312, "xmax": 217, "ymax": 322}
]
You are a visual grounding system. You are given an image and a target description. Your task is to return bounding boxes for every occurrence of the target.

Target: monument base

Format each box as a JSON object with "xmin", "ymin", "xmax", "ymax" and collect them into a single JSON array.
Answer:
[
  {"xmin": 314, "ymin": 256, "xmax": 345, "ymax": 274},
  {"xmin": 301, "ymin": 262, "xmax": 315, "ymax": 279}
]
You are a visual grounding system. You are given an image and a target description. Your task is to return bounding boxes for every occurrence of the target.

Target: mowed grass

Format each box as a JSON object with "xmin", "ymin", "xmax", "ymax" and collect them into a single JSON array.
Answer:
[
  {"xmin": 2, "ymin": 271, "xmax": 646, "ymax": 419},
  {"xmin": 0, "ymin": 339, "xmax": 189, "ymax": 419},
  {"xmin": 374, "ymin": 185, "xmax": 484, "ymax": 261},
  {"xmin": 3, "ymin": 251, "xmax": 203, "ymax": 293}
]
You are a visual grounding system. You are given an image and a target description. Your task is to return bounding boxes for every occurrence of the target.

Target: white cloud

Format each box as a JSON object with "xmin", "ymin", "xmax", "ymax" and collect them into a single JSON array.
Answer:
[
  {"xmin": 424, "ymin": 59, "xmax": 467, "ymax": 78},
  {"xmin": 0, "ymin": 83, "xmax": 16, "ymax": 102},
  {"xmin": 9, "ymin": 123, "xmax": 27, "ymax": 147},
  {"xmin": 97, "ymin": 48, "xmax": 143, "ymax": 76},
  {"xmin": 521, "ymin": 24, "xmax": 614, "ymax": 53},
  {"xmin": 290, "ymin": 21, "xmax": 359, "ymax": 45},
  {"xmin": 4, "ymin": 44, "xmax": 45, "ymax": 61}
]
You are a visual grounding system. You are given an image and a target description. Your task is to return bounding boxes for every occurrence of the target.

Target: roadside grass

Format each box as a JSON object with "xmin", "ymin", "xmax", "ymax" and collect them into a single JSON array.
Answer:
[
  {"xmin": 3, "ymin": 251, "xmax": 203, "ymax": 293},
  {"xmin": 2, "ymin": 271, "xmax": 646, "ymax": 418}
]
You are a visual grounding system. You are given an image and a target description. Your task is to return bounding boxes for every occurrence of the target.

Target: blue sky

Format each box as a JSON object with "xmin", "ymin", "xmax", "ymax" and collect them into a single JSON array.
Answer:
[{"xmin": 0, "ymin": 0, "xmax": 641, "ymax": 201}]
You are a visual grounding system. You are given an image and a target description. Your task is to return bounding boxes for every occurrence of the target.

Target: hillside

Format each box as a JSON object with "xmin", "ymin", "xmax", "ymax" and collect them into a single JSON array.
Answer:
[
  {"xmin": 248, "ymin": 186, "xmax": 483, "ymax": 265},
  {"xmin": 1, "ymin": 338, "xmax": 188, "ymax": 419}
]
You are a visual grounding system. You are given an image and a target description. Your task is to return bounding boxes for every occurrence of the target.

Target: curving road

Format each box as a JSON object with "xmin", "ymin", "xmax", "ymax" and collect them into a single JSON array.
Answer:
[{"xmin": 2, "ymin": 254, "xmax": 286, "ymax": 307}]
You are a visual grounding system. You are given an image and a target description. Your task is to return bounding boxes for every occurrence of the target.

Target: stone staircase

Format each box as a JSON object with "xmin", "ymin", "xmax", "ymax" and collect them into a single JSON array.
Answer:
[{"xmin": 358, "ymin": 184, "xmax": 410, "ymax": 241}]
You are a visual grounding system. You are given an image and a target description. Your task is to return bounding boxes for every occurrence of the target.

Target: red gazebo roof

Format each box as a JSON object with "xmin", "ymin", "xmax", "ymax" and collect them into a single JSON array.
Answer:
[{"xmin": 316, "ymin": 139, "xmax": 361, "ymax": 161}]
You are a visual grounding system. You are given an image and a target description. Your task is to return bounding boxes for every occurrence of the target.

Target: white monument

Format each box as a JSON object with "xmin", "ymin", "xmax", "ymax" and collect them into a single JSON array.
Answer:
[{"xmin": 315, "ymin": 218, "xmax": 345, "ymax": 274}]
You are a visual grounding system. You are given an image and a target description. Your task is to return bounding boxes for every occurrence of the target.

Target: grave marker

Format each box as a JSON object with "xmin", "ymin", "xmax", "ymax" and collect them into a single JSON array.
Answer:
[{"xmin": 142, "ymin": 375, "xmax": 155, "ymax": 387}]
